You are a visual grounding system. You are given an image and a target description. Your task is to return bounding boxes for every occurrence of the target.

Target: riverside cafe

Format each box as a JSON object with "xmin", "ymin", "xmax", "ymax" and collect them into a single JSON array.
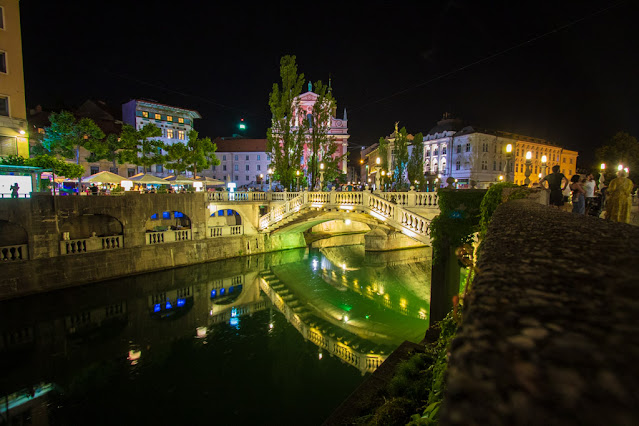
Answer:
[{"xmin": 0, "ymin": 165, "xmax": 47, "ymax": 198}]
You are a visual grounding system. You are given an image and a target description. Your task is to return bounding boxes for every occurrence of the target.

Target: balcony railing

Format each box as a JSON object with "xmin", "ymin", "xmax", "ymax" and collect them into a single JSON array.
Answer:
[
  {"xmin": 146, "ymin": 229, "xmax": 192, "ymax": 245},
  {"xmin": 60, "ymin": 235, "xmax": 123, "ymax": 255},
  {"xmin": 1, "ymin": 244, "xmax": 28, "ymax": 261}
]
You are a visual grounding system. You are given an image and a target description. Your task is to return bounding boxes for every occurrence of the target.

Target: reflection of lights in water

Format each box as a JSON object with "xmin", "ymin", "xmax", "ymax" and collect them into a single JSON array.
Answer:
[
  {"xmin": 384, "ymin": 294, "xmax": 390, "ymax": 301},
  {"xmin": 230, "ymin": 317, "xmax": 239, "ymax": 327},
  {"xmin": 196, "ymin": 326, "xmax": 207, "ymax": 338},
  {"xmin": 343, "ymin": 315, "xmax": 349, "ymax": 323},
  {"xmin": 319, "ymin": 352, "xmax": 323, "ymax": 360},
  {"xmin": 231, "ymin": 308, "xmax": 237, "ymax": 318},
  {"xmin": 341, "ymin": 263, "xmax": 346, "ymax": 270},
  {"xmin": 419, "ymin": 309, "xmax": 427, "ymax": 319},
  {"xmin": 400, "ymin": 298, "xmax": 407, "ymax": 309},
  {"xmin": 378, "ymin": 285, "xmax": 385, "ymax": 295},
  {"xmin": 312, "ymin": 258, "xmax": 318, "ymax": 271},
  {"xmin": 128, "ymin": 349, "xmax": 141, "ymax": 365},
  {"xmin": 210, "ymin": 309, "xmax": 213, "ymax": 316},
  {"xmin": 353, "ymin": 279, "xmax": 358, "ymax": 287}
]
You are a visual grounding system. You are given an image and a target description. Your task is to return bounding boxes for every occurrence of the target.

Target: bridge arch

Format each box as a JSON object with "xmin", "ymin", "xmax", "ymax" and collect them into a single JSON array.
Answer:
[
  {"xmin": 145, "ymin": 211, "xmax": 191, "ymax": 232},
  {"xmin": 60, "ymin": 214, "xmax": 123, "ymax": 239}
]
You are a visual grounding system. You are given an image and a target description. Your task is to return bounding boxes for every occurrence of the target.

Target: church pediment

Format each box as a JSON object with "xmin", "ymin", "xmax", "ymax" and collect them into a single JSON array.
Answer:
[{"xmin": 298, "ymin": 91, "xmax": 319, "ymax": 102}]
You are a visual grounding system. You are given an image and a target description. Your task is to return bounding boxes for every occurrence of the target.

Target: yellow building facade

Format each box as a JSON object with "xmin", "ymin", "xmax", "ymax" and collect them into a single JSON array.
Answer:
[
  {"xmin": 0, "ymin": 0, "xmax": 29, "ymax": 158},
  {"xmin": 510, "ymin": 132, "xmax": 579, "ymax": 184}
]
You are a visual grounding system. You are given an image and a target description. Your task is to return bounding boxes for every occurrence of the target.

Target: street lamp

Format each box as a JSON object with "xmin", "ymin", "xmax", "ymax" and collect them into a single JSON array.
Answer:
[
  {"xmin": 505, "ymin": 144, "xmax": 513, "ymax": 183},
  {"xmin": 319, "ymin": 163, "xmax": 325, "ymax": 190},
  {"xmin": 296, "ymin": 170, "xmax": 300, "ymax": 192},
  {"xmin": 541, "ymin": 154, "xmax": 548, "ymax": 180},
  {"xmin": 381, "ymin": 170, "xmax": 386, "ymax": 191},
  {"xmin": 524, "ymin": 151, "xmax": 532, "ymax": 186},
  {"xmin": 268, "ymin": 168, "xmax": 273, "ymax": 192},
  {"xmin": 499, "ymin": 175, "xmax": 504, "ymax": 181}
]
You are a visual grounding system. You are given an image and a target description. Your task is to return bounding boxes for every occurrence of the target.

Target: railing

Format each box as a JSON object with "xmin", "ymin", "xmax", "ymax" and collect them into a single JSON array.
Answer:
[
  {"xmin": 1, "ymin": 244, "xmax": 28, "ymax": 261},
  {"xmin": 146, "ymin": 229, "xmax": 192, "ymax": 245},
  {"xmin": 60, "ymin": 235, "xmax": 123, "ymax": 255},
  {"xmin": 258, "ymin": 191, "xmax": 436, "ymax": 244},
  {"xmin": 207, "ymin": 191, "xmax": 300, "ymax": 202},
  {"xmin": 208, "ymin": 225, "xmax": 244, "ymax": 238}
]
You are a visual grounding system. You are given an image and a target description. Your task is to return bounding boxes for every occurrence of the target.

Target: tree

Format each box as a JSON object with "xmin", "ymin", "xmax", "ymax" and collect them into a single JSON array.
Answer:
[
  {"xmin": 595, "ymin": 131, "xmax": 639, "ymax": 180},
  {"xmin": 266, "ymin": 55, "xmax": 309, "ymax": 190},
  {"xmin": 307, "ymin": 81, "xmax": 345, "ymax": 188},
  {"xmin": 0, "ymin": 154, "xmax": 85, "ymax": 179},
  {"xmin": 166, "ymin": 129, "xmax": 220, "ymax": 178},
  {"xmin": 42, "ymin": 111, "xmax": 105, "ymax": 166},
  {"xmin": 392, "ymin": 126, "xmax": 410, "ymax": 189},
  {"xmin": 85, "ymin": 133, "xmax": 123, "ymax": 170},
  {"xmin": 118, "ymin": 124, "xmax": 165, "ymax": 172},
  {"xmin": 407, "ymin": 132, "xmax": 425, "ymax": 189}
]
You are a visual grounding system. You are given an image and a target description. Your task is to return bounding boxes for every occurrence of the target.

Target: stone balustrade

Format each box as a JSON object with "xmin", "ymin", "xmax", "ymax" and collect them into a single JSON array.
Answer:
[
  {"xmin": 208, "ymin": 225, "xmax": 244, "ymax": 238},
  {"xmin": 1, "ymin": 244, "xmax": 28, "ymax": 261},
  {"xmin": 60, "ymin": 235, "xmax": 123, "ymax": 255},
  {"xmin": 146, "ymin": 229, "xmax": 192, "ymax": 245}
]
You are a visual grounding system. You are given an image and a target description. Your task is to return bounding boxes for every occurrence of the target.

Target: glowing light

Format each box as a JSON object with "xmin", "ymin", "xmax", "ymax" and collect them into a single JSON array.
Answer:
[
  {"xmin": 344, "ymin": 219, "xmax": 351, "ymax": 225},
  {"xmin": 165, "ymin": 301, "xmax": 173, "ymax": 309},
  {"xmin": 343, "ymin": 315, "xmax": 349, "ymax": 322},
  {"xmin": 207, "ymin": 203, "xmax": 217, "ymax": 212},
  {"xmin": 618, "ymin": 164, "xmax": 623, "ymax": 171},
  {"xmin": 311, "ymin": 202, "xmax": 324, "ymax": 208},
  {"xmin": 19, "ymin": 129, "xmax": 26, "ymax": 135},
  {"xmin": 600, "ymin": 163, "xmax": 606, "ymax": 170},
  {"xmin": 177, "ymin": 298, "xmax": 185, "ymax": 307},
  {"xmin": 128, "ymin": 349, "xmax": 141, "ymax": 361},
  {"xmin": 538, "ymin": 173, "xmax": 542, "ymax": 178},
  {"xmin": 400, "ymin": 298, "xmax": 408, "ymax": 308},
  {"xmin": 296, "ymin": 170, "xmax": 300, "ymax": 176},
  {"xmin": 269, "ymin": 323, "xmax": 274, "ymax": 329},
  {"xmin": 196, "ymin": 327, "xmax": 207, "ymax": 338},
  {"xmin": 402, "ymin": 228, "xmax": 417, "ymax": 238},
  {"xmin": 320, "ymin": 163, "xmax": 325, "ymax": 170},
  {"xmin": 526, "ymin": 151, "xmax": 532, "ymax": 160},
  {"xmin": 154, "ymin": 304, "xmax": 161, "ymax": 312},
  {"xmin": 506, "ymin": 143, "xmax": 512, "ymax": 153},
  {"xmin": 541, "ymin": 155, "xmax": 547, "ymax": 163},
  {"xmin": 499, "ymin": 175, "xmax": 504, "ymax": 181},
  {"xmin": 230, "ymin": 317, "xmax": 239, "ymax": 327},
  {"xmin": 624, "ymin": 167, "xmax": 629, "ymax": 174},
  {"xmin": 339, "ymin": 205, "xmax": 353, "ymax": 210},
  {"xmin": 376, "ymin": 157, "xmax": 381, "ymax": 165},
  {"xmin": 319, "ymin": 353, "xmax": 323, "ymax": 360}
]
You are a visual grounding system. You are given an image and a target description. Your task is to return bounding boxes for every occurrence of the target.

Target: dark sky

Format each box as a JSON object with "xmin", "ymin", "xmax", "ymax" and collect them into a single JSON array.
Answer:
[{"xmin": 19, "ymin": 0, "xmax": 638, "ymax": 167}]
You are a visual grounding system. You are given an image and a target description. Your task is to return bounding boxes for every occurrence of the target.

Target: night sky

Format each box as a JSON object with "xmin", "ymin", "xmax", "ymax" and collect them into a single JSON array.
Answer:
[{"xmin": 19, "ymin": 0, "xmax": 638, "ymax": 167}]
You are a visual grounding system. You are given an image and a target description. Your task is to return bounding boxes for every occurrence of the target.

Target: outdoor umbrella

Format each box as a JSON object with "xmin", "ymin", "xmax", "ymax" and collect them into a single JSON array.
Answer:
[
  {"xmin": 193, "ymin": 176, "xmax": 225, "ymax": 186},
  {"xmin": 84, "ymin": 171, "xmax": 126, "ymax": 184},
  {"xmin": 129, "ymin": 173, "xmax": 170, "ymax": 185},
  {"xmin": 163, "ymin": 175, "xmax": 196, "ymax": 185}
]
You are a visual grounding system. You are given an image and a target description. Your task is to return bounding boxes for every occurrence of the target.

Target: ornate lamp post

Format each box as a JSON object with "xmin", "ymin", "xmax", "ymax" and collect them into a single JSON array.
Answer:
[
  {"xmin": 381, "ymin": 170, "xmax": 386, "ymax": 191},
  {"xmin": 319, "ymin": 163, "xmax": 325, "ymax": 190},
  {"xmin": 524, "ymin": 151, "xmax": 532, "ymax": 186},
  {"xmin": 541, "ymin": 155, "xmax": 548, "ymax": 180},
  {"xmin": 600, "ymin": 163, "xmax": 606, "ymax": 188},
  {"xmin": 296, "ymin": 170, "xmax": 300, "ymax": 192},
  {"xmin": 268, "ymin": 168, "xmax": 273, "ymax": 192},
  {"xmin": 505, "ymin": 143, "xmax": 513, "ymax": 183}
]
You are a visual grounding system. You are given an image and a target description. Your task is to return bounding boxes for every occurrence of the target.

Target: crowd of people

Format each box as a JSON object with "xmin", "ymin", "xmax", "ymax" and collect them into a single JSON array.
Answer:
[{"xmin": 540, "ymin": 165, "xmax": 635, "ymax": 224}]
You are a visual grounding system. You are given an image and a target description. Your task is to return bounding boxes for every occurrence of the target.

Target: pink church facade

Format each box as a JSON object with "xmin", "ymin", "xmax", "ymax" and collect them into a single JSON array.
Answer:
[{"xmin": 290, "ymin": 90, "xmax": 350, "ymax": 175}]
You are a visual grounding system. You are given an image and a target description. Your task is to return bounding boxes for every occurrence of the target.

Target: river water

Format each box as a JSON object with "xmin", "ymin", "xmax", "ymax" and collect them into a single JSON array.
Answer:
[{"xmin": 0, "ymin": 243, "xmax": 431, "ymax": 425}]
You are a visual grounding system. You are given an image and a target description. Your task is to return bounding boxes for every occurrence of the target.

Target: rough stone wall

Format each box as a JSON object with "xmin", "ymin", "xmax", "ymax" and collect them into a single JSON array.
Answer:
[{"xmin": 440, "ymin": 200, "xmax": 639, "ymax": 425}]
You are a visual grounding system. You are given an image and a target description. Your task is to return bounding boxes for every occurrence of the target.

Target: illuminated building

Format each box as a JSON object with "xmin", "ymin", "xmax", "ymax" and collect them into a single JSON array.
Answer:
[
  {"xmin": 122, "ymin": 99, "xmax": 201, "ymax": 176},
  {"xmin": 207, "ymin": 137, "xmax": 270, "ymax": 186},
  {"xmin": 0, "ymin": 0, "xmax": 29, "ymax": 159}
]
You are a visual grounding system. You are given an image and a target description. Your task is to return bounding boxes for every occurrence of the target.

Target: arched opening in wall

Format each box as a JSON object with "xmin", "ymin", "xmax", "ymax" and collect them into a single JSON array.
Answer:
[
  {"xmin": 208, "ymin": 209, "xmax": 242, "ymax": 227},
  {"xmin": 146, "ymin": 211, "xmax": 191, "ymax": 232},
  {"xmin": 0, "ymin": 220, "xmax": 29, "ymax": 261},
  {"xmin": 59, "ymin": 214, "xmax": 123, "ymax": 240}
]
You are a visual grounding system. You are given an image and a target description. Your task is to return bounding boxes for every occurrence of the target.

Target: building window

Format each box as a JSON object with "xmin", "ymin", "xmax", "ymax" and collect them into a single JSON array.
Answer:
[
  {"xmin": 493, "ymin": 161, "xmax": 497, "ymax": 171},
  {"xmin": 0, "ymin": 51, "xmax": 6, "ymax": 74},
  {"xmin": 245, "ymin": 176, "xmax": 249, "ymax": 181},
  {"xmin": 167, "ymin": 129, "xmax": 174, "ymax": 139},
  {"xmin": 456, "ymin": 160, "xmax": 461, "ymax": 170},
  {"xmin": 433, "ymin": 148, "xmax": 438, "ymax": 156},
  {"xmin": 142, "ymin": 111, "xmax": 149, "ymax": 118},
  {"xmin": 178, "ymin": 117, "xmax": 184, "ymax": 124},
  {"xmin": 257, "ymin": 155, "xmax": 261, "ymax": 161},
  {"xmin": 153, "ymin": 113, "xmax": 160, "ymax": 120},
  {"xmin": 233, "ymin": 155, "xmax": 237, "ymax": 161},
  {"xmin": 127, "ymin": 168, "xmax": 135, "ymax": 177},
  {"xmin": 234, "ymin": 164, "xmax": 238, "ymax": 171},
  {"xmin": 155, "ymin": 165, "xmax": 163, "ymax": 173},
  {"xmin": 466, "ymin": 143, "xmax": 471, "ymax": 152},
  {"xmin": 245, "ymin": 155, "xmax": 249, "ymax": 161},
  {"xmin": 223, "ymin": 165, "xmax": 227, "ymax": 171},
  {"xmin": 245, "ymin": 165, "xmax": 249, "ymax": 171},
  {"xmin": 90, "ymin": 166, "xmax": 99, "ymax": 175},
  {"xmin": 517, "ymin": 149, "xmax": 520, "ymax": 156},
  {"xmin": 257, "ymin": 165, "xmax": 261, "ymax": 171},
  {"xmin": 0, "ymin": 96, "xmax": 8, "ymax": 116},
  {"xmin": 267, "ymin": 154, "xmax": 271, "ymax": 161},
  {"xmin": 442, "ymin": 146, "xmax": 447, "ymax": 155},
  {"xmin": 222, "ymin": 155, "xmax": 226, "ymax": 161},
  {"xmin": 235, "ymin": 175, "xmax": 238, "ymax": 181},
  {"xmin": 456, "ymin": 145, "xmax": 461, "ymax": 154},
  {"xmin": 167, "ymin": 115, "xmax": 173, "ymax": 122},
  {"xmin": 110, "ymin": 167, "xmax": 118, "ymax": 174},
  {"xmin": 569, "ymin": 158, "xmax": 573, "ymax": 164},
  {"xmin": 212, "ymin": 165, "xmax": 216, "ymax": 171},
  {"xmin": 515, "ymin": 164, "xmax": 519, "ymax": 173},
  {"xmin": 569, "ymin": 170, "xmax": 572, "ymax": 176},
  {"xmin": 426, "ymin": 147, "xmax": 430, "ymax": 157},
  {"xmin": 0, "ymin": 7, "xmax": 4, "ymax": 29},
  {"xmin": 481, "ymin": 160, "xmax": 488, "ymax": 170},
  {"xmin": 563, "ymin": 158, "xmax": 566, "ymax": 163},
  {"xmin": 37, "ymin": 127, "xmax": 45, "ymax": 134},
  {"xmin": 178, "ymin": 130, "xmax": 185, "ymax": 140}
]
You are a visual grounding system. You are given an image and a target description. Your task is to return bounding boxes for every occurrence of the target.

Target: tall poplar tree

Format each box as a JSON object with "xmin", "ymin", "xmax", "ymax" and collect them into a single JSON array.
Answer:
[
  {"xmin": 266, "ymin": 55, "xmax": 308, "ymax": 190},
  {"xmin": 407, "ymin": 132, "xmax": 425, "ymax": 188}
]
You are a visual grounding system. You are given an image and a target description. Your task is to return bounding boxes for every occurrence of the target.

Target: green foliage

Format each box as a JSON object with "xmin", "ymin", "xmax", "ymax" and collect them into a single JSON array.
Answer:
[
  {"xmin": 42, "ymin": 111, "xmax": 105, "ymax": 163},
  {"xmin": 165, "ymin": 129, "xmax": 219, "ymax": 178},
  {"xmin": 85, "ymin": 133, "xmax": 122, "ymax": 167},
  {"xmin": 377, "ymin": 136, "xmax": 389, "ymax": 171},
  {"xmin": 367, "ymin": 397, "xmax": 417, "ymax": 426},
  {"xmin": 429, "ymin": 189, "xmax": 485, "ymax": 264},
  {"xmin": 266, "ymin": 55, "xmax": 308, "ymax": 190},
  {"xmin": 0, "ymin": 154, "xmax": 86, "ymax": 178},
  {"xmin": 392, "ymin": 126, "xmax": 410, "ymax": 188},
  {"xmin": 407, "ymin": 132, "xmax": 425, "ymax": 188},
  {"xmin": 479, "ymin": 182, "xmax": 528, "ymax": 238},
  {"xmin": 595, "ymin": 131, "xmax": 639, "ymax": 180},
  {"xmin": 118, "ymin": 123, "xmax": 164, "ymax": 169}
]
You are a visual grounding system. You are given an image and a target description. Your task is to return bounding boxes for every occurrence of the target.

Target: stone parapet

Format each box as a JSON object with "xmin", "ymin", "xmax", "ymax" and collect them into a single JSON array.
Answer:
[{"xmin": 440, "ymin": 200, "xmax": 639, "ymax": 425}]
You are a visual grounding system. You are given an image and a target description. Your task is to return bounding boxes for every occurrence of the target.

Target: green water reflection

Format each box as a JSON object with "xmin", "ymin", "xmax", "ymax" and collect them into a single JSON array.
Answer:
[{"xmin": 0, "ymin": 244, "xmax": 431, "ymax": 425}]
